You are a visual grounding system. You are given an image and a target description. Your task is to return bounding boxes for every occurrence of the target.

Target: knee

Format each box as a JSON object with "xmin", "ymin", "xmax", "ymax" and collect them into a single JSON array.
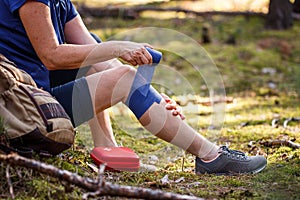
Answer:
[
  {"xmin": 103, "ymin": 65, "xmax": 136, "ymax": 104},
  {"xmin": 106, "ymin": 64, "xmax": 135, "ymax": 80},
  {"xmin": 118, "ymin": 64, "xmax": 136, "ymax": 77}
]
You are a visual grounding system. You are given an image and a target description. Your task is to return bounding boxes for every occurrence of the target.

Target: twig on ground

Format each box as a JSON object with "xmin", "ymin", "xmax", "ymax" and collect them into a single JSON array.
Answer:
[
  {"xmin": 0, "ymin": 153, "xmax": 203, "ymax": 200},
  {"xmin": 259, "ymin": 140, "xmax": 300, "ymax": 149},
  {"xmin": 83, "ymin": 164, "xmax": 107, "ymax": 199},
  {"xmin": 6, "ymin": 164, "xmax": 15, "ymax": 199}
]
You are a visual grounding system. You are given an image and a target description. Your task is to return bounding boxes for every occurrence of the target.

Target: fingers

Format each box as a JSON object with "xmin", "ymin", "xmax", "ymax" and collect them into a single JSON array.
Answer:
[
  {"xmin": 172, "ymin": 109, "xmax": 186, "ymax": 120},
  {"xmin": 133, "ymin": 47, "xmax": 152, "ymax": 65},
  {"xmin": 120, "ymin": 46, "xmax": 153, "ymax": 66},
  {"xmin": 142, "ymin": 47, "xmax": 153, "ymax": 64},
  {"xmin": 161, "ymin": 93, "xmax": 186, "ymax": 120},
  {"xmin": 170, "ymin": 106, "xmax": 186, "ymax": 120},
  {"xmin": 123, "ymin": 53, "xmax": 137, "ymax": 66},
  {"xmin": 160, "ymin": 93, "xmax": 170, "ymax": 102},
  {"xmin": 133, "ymin": 48, "xmax": 152, "ymax": 65}
]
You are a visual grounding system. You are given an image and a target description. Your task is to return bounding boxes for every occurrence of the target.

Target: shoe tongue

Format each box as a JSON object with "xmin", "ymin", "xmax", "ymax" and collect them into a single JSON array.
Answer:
[
  {"xmin": 219, "ymin": 146, "xmax": 229, "ymax": 152},
  {"xmin": 220, "ymin": 146, "xmax": 245, "ymax": 156}
]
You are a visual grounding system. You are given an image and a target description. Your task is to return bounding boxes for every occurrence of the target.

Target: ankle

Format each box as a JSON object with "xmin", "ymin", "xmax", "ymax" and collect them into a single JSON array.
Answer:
[
  {"xmin": 201, "ymin": 152, "xmax": 220, "ymax": 162},
  {"xmin": 200, "ymin": 146, "xmax": 221, "ymax": 162}
]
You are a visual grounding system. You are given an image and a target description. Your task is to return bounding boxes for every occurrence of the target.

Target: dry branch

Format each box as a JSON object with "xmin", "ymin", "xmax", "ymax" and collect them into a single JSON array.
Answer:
[
  {"xmin": 175, "ymin": 97, "xmax": 234, "ymax": 107},
  {"xmin": 259, "ymin": 140, "xmax": 300, "ymax": 149},
  {"xmin": 0, "ymin": 153, "xmax": 203, "ymax": 200},
  {"xmin": 77, "ymin": 4, "xmax": 267, "ymax": 19}
]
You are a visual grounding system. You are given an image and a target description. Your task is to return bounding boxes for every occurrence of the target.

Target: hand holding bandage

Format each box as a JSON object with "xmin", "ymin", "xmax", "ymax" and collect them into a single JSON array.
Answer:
[{"xmin": 120, "ymin": 45, "xmax": 153, "ymax": 66}]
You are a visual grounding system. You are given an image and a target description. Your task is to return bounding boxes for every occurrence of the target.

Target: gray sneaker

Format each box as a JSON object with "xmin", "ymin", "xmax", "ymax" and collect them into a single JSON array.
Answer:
[{"xmin": 195, "ymin": 146, "xmax": 267, "ymax": 175}]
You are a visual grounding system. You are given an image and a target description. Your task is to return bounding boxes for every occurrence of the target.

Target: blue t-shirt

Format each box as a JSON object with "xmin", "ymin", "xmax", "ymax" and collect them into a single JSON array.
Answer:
[{"xmin": 0, "ymin": 0, "xmax": 78, "ymax": 91}]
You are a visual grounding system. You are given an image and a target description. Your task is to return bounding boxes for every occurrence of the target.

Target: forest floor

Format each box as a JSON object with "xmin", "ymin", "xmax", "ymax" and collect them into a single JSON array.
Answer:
[{"xmin": 1, "ymin": 10, "xmax": 300, "ymax": 200}]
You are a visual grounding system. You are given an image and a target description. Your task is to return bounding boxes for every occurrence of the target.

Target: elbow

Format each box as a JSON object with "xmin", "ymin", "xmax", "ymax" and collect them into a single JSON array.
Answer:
[
  {"xmin": 44, "ymin": 61, "xmax": 57, "ymax": 70},
  {"xmin": 38, "ymin": 50, "xmax": 60, "ymax": 70},
  {"xmin": 42, "ymin": 56, "xmax": 80, "ymax": 70},
  {"xmin": 39, "ymin": 52, "xmax": 65, "ymax": 70}
]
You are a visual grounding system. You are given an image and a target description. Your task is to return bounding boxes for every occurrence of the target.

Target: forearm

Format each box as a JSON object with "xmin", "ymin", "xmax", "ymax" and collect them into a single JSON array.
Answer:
[{"xmin": 46, "ymin": 41, "xmax": 141, "ymax": 70}]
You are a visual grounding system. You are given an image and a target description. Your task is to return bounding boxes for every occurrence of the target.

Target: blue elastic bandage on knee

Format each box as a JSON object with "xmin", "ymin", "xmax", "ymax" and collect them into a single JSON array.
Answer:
[
  {"xmin": 125, "ymin": 48, "xmax": 162, "ymax": 119},
  {"xmin": 126, "ymin": 84, "xmax": 162, "ymax": 119}
]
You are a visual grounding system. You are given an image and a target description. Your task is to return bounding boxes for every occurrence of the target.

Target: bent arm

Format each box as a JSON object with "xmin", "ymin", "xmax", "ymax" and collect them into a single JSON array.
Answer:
[
  {"xmin": 64, "ymin": 13, "xmax": 97, "ymax": 45},
  {"xmin": 19, "ymin": 1, "xmax": 149, "ymax": 70}
]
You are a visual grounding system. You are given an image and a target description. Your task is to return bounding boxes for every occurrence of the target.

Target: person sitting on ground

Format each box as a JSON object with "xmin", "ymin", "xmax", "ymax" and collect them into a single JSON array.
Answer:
[{"xmin": 0, "ymin": 0, "xmax": 267, "ymax": 174}]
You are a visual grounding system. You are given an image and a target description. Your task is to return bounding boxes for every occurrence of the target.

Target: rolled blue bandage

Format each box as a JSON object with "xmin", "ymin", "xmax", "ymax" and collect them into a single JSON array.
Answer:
[
  {"xmin": 125, "ymin": 48, "xmax": 163, "ymax": 119},
  {"xmin": 146, "ymin": 47, "xmax": 162, "ymax": 64}
]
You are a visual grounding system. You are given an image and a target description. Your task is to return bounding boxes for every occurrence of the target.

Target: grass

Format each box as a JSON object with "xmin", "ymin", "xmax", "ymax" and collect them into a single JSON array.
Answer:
[{"xmin": 1, "ymin": 11, "xmax": 300, "ymax": 200}]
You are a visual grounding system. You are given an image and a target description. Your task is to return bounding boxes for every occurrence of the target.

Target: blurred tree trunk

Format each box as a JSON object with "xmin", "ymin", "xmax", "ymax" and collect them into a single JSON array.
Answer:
[
  {"xmin": 293, "ymin": 0, "xmax": 300, "ymax": 13},
  {"xmin": 266, "ymin": 0, "xmax": 293, "ymax": 30}
]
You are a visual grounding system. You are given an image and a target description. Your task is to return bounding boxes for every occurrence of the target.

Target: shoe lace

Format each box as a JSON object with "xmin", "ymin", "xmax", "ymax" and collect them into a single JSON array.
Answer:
[{"xmin": 219, "ymin": 146, "xmax": 247, "ymax": 160}]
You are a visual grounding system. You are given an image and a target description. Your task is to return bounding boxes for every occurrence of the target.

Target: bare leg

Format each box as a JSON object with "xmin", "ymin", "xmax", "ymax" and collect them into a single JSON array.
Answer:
[
  {"xmin": 88, "ymin": 110, "xmax": 117, "ymax": 147},
  {"xmin": 139, "ymin": 102, "xmax": 219, "ymax": 160},
  {"xmin": 86, "ymin": 64, "xmax": 219, "ymax": 160},
  {"xmin": 86, "ymin": 60, "xmax": 120, "ymax": 147}
]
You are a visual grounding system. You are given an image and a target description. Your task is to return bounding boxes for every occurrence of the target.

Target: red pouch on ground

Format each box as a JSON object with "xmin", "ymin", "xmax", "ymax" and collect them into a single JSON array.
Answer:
[{"xmin": 90, "ymin": 147, "xmax": 140, "ymax": 172}]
